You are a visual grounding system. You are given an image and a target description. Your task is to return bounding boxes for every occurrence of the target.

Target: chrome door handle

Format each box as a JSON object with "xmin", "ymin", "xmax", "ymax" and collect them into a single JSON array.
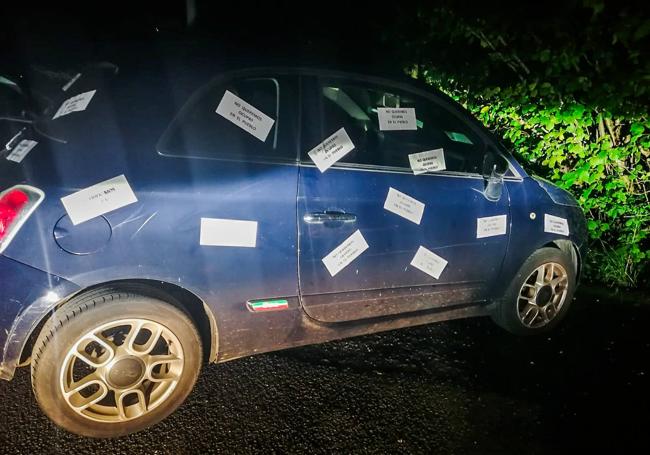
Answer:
[{"xmin": 303, "ymin": 211, "xmax": 357, "ymax": 224}]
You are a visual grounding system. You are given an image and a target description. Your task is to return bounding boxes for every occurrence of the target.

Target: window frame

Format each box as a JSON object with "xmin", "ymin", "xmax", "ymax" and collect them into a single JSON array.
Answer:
[
  {"xmin": 299, "ymin": 73, "xmax": 522, "ymax": 181},
  {"xmin": 157, "ymin": 70, "xmax": 299, "ymax": 166}
]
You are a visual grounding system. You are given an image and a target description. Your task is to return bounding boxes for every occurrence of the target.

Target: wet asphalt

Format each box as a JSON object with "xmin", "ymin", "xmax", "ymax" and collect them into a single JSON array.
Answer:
[{"xmin": 1, "ymin": 288, "xmax": 649, "ymax": 454}]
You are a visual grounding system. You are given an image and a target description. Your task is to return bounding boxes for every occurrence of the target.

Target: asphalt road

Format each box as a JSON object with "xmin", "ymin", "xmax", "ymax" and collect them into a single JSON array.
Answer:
[{"xmin": 1, "ymin": 288, "xmax": 649, "ymax": 454}]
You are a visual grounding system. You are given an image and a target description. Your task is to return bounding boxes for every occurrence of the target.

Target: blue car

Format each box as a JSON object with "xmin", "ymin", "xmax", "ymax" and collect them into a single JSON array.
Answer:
[{"xmin": 0, "ymin": 64, "xmax": 587, "ymax": 437}]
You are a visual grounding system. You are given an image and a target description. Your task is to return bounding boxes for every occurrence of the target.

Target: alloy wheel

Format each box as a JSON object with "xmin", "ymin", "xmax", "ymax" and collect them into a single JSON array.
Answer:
[
  {"xmin": 517, "ymin": 262, "xmax": 569, "ymax": 328},
  {"xmin": 59, "ymin": 319, "xmax": 184, "ymax": 423}
]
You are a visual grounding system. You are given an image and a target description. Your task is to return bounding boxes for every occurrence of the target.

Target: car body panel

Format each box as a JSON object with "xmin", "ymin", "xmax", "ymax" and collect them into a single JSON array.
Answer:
[
  {"xmin": 298, "ymin": 164, "xmax": 511, "ymax": 322},
  {"xmin": 0, "ymin": 255, "xmax": 80, "ymax": 380},
  {"xmin": 0, "ymin": 65, "xmax": 589, "ymax": 381},
  {"xmin": 500, "ymin": 177, "xmax": 588, "ymax": 280}
]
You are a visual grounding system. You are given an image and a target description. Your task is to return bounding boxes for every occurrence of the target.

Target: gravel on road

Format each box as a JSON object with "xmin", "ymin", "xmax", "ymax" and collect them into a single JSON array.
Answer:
[{"xmin": 1, "ymin": 289, "xmax": 648, "ymax": 454}]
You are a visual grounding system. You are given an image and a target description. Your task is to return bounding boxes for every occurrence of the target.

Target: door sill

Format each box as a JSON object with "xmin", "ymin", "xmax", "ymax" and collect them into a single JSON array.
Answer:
[{"xmin": 300, "ymin": 283, "xmax": 485, "ymax": 323}]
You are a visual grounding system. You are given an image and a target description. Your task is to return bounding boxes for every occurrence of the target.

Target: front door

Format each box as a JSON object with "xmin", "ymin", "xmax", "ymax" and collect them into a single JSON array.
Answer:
[{"xmin": 297, "ymin": 74, "xmax": 511, "ymax": 323}]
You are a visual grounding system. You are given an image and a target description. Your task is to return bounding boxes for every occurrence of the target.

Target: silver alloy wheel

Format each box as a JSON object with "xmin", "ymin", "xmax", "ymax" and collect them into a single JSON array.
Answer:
[
  {"xmin": 59, "ymin": 318, "xmax": 184, "ymax": 423},
  {"xmin": 517, "ymin": 262, "xmax": 569, "ymax": 328}
]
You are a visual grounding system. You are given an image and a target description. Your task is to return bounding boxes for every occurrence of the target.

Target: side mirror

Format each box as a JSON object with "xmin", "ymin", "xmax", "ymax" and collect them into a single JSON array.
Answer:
[
  {"xmin": 482, "ymin": 149, "xmax": 509, "ymax": 178},
  {"xmin": 482, "ymin": 150, "xmax": 509, "ymax": 201}
]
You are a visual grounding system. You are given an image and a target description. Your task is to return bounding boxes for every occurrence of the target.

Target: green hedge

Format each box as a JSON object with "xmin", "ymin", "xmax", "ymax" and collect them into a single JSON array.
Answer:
[{"xmin": 392, "ymin": 2, "xmax": 649, "ymax": 287}]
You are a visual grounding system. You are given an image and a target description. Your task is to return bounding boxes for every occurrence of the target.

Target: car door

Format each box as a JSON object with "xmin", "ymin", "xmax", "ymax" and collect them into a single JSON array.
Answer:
[
  {"xmin": 297, "ymin": 74, "xmax": 511, "ymax": 323},
  {"xmin": 149, "ymin": 71, "xmax": 301, "ymax": 313}
]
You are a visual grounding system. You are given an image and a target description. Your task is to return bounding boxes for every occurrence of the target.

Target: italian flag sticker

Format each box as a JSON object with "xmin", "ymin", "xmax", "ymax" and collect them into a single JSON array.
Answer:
[{"xmin": 247, "ymin": 299, "xmax": 289, "ymax": 312}]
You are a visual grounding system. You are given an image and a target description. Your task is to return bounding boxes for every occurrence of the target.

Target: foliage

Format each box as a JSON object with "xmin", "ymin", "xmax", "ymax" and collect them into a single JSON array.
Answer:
[{"xmin": 389, "ymin": 1, "xmax": 650, "ymax": 286}]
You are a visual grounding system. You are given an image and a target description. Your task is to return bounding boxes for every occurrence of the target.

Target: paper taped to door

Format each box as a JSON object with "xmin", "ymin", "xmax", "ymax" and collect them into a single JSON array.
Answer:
[
  {"xmin": 200, "ymin": 218, "xmax": 258, "ymax": 247},
  {"xmin": 410, "ymin": 246, "xmax": 448, "ymax": 279},
  {"xmin": 61, "ymin": 174, "xmax": 138, "ymax": 225},
  {"xmin": 544, "ymin": 214, "xmax": 569, "ymax": 236},
  {"xmin": 476, "ymin": 214, "xmax": 507, "ymax": 238},
  {"xmin": 322, "ymin": 230, "xmax": 369, "ymax": 276},
  {"xmin": 216, "ymin": 90, "xmax": 275, "ymax": 142},
  {"xmin": 383, "ymin": 187, "xmax": 425, "ymax": 225}
]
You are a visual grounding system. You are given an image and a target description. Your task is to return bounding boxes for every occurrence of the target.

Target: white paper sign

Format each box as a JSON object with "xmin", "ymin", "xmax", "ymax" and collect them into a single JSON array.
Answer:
[
  {"xmin": 544, "ymin": 214, "xmax": 570, "ymax": 236},
  {"xmin": 61, "ymin": 174, "xmax": 138, "ymax": 225},
  {"xmin": 6, "ymin": 140, "xmax": 37, "ymax": 163},
  {"xmin": 62, "ymin": 73, "xmax": 81, "ymax": 91},
  {"xmin": 377, "ymin": 107, "xmax": 417, "ymax": 130},
  {"xmin": 200, "ymin": 218, "xmax": 258, "ymax": 247},
  {"xmin": 477, "ymin": 214, "xmax": 508, "ymax": 238},
  {"xmin": 383, "ymin": 187, "xmax": 425, "ymax": 225},
  {"xmin": 408, "ymin": 149, "xmax": 446, "ymax": 175},
  {"xmin": 215, "ymin": 90, "xmax": 275, "ymax": 142},
  {"xmin": 53, "ymin": 90, "xmax": 96, "ymax": 119},
  {"xmin": 410, "ymin": 246, "xmax": 448, "ymax": 279},
  {"xmin": 308, "ymin": 127, "xmax": 355, "ymax": 173},
  {"xmin": 322, "ymin": 230, "xmax": 369, "ymax": 276}
]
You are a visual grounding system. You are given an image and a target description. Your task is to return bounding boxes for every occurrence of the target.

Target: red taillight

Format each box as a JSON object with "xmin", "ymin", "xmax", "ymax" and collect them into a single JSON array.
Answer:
[
  {"xmin": 0, "ymin": 185, "xmax": 43, "ymax": 254},
  {"xmin": 0, "ymin": 189, "xmax": 29, "ymax": 239}
]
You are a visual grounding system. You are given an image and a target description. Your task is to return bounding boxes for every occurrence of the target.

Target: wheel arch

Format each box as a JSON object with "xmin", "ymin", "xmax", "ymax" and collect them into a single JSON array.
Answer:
[
  {"xmin": 20, "ymin": 279, "xmax": 218, "ymax": 366},
  {"xmin": 491, "ymin": 237, "xmax": 582, "ymax": 307},
  {"xmin": 541, "ymin": 239, "xmax": 582, "ymax": 280}
]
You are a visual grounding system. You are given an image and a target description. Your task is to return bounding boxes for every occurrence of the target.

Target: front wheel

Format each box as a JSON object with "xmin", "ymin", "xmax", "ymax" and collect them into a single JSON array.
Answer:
[
  {"xmin": 31, "ymin": 290, "xmax": 202, "ymax": 437},
  {"xmin": 491, "ymin": 247, "xmax": 576, "ymax": 335}
]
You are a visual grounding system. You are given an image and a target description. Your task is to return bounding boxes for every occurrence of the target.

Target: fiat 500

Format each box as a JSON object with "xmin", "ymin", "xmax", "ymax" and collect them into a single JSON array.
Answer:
[{"xmin": 0, "ymin": 64, "xmax": 587, "ymax": 437}]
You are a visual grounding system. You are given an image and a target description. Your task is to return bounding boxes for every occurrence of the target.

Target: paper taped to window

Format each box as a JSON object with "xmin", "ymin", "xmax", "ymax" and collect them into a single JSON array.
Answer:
[
  {"xmin": 308, "ymin": 127, "xmax": 355, "ymax": 173},
  {"xmin": 408, "ymin": 149, "xmax": 446, "ymax": 175},
  {"xmin": 53, "ymin": 90, "xmax": 96, "ymax": 119},
  {"xmin": 216, "ymin": 90, "xmax": 275, "ymax": 142},
  {"xmin": 377, "ymin": 107, "xmax": 417, "ymax": 131},
  {"xmin": 6, "ymin": 140, "xmax": 37, "ymax": 163}
]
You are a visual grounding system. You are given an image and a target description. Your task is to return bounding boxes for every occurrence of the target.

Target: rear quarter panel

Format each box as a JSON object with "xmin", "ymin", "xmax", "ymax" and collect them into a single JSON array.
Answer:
[
  {"xmin": 1, "ymin": 68, "xmax": 301, "ymax": 360},
  {"xmin": 2, "ymin": 154, "xmax": 300, "ymax": 356}
]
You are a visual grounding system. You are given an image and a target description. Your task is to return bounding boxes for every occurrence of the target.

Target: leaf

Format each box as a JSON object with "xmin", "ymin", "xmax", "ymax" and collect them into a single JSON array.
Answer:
[
  {"xmin": 633, "ymin": 20, "xmax": 650, "ymax": 40},
  {"xmin": 630, "ymin": 122, "xmax": 645, "ymax": 136}
]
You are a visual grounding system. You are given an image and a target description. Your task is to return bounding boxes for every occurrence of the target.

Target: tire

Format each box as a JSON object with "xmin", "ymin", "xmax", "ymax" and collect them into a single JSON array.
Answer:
[
  {"xmin": 31, "ymin": 289, "xmax": 202, "ymax": 438},
  {"xmin": 491, "ymin": 247, "xmax": 576, "ymax": 335}
]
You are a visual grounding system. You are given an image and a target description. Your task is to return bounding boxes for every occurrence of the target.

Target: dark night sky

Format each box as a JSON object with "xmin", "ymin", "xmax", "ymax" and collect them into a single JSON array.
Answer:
[
  {"xmin": 1, "ymin": 1, "xmax": 648, "ymax": 81},
  {"xmin": 2, "ymin": 2, "xmax": 401, "ymax": 74}
]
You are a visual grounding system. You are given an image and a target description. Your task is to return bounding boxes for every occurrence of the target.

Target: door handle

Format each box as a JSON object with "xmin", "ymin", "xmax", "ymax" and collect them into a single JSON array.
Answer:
[{"xmin": 303, "ymin": 211, "xmax": 357, "ymax": 224}]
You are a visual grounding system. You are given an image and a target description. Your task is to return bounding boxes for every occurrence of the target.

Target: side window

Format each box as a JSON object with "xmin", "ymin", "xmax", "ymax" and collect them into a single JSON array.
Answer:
[
  {"xmin": 158, "ymin": 77, "xmax": 294, "ymax": 162},
  {"xmin": 310, "ymin": 79, "xmax": 487, "ymax": 174}
]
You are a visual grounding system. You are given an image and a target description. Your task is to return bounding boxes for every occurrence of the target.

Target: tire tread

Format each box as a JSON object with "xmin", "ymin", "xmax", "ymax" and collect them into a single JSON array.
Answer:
[
  {"xmin": 32, "ymin": 289, "xmax": 152, "ymax": 404},
  {"xmin": 491, "ymin": 247, "xmax": 576, "ymax": 335}
]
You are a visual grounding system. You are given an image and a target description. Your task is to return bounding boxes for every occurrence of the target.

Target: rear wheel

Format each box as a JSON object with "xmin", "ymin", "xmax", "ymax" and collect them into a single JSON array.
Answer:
[
  {"xmin": 491, "ymin": 247, "xmax": 576, "ymax": 335},
  {"xmin": 31, "ymin": 290, "xmax": 202, "ymax": 437}
]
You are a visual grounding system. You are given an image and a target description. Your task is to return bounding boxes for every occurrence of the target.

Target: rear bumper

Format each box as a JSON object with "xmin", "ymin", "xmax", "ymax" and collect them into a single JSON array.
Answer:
[{"xmin": 0, "ymin": 255, "xmax": 80, "ymax": 381}]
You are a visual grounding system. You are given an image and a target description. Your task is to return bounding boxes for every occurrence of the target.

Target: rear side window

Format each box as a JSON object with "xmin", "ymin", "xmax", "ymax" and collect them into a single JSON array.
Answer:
[
  {"xmin": 308, "ymin": 79, "xmax": 487, "ymax": 174},
  {"xmin": 158, "ymin": 77, "xmax": 294, "ymax": 162}
]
